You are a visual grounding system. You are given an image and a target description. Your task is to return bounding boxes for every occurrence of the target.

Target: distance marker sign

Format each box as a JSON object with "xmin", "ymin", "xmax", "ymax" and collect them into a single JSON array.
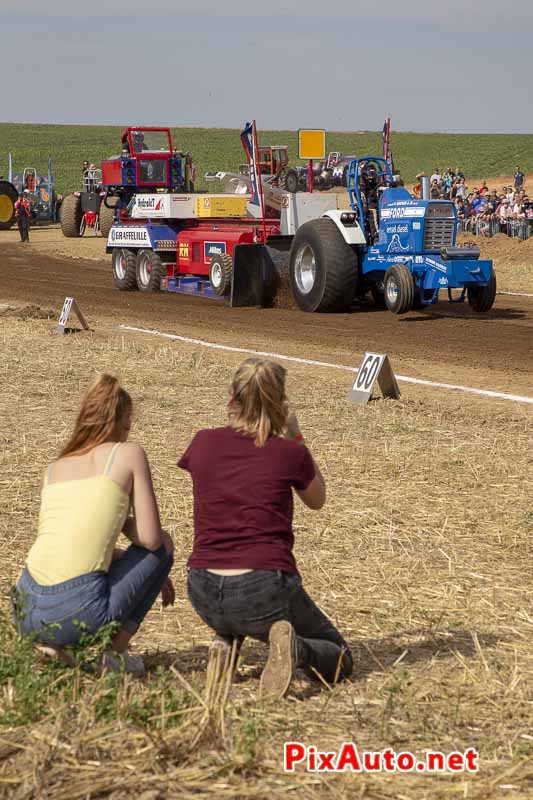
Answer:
[{"xmin": 347, "ymin": 352, "xmax": 400, "ymax": 405}]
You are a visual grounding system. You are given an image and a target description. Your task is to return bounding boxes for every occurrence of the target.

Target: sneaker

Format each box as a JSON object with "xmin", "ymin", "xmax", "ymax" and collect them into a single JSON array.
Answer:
[
  {"xmin": 259, "ymin": 620, "xmax": 296, "ymax": 700},
  {"xmin": 98, "ymin": 648, "xmax": 145, "ymax": 678},
  {"xmin": 35, "ymin": 643, "xmax": 77, "ymax": 668}
]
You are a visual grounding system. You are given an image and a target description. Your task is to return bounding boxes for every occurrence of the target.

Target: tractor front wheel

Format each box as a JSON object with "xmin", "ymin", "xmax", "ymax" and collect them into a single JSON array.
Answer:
[
  {"xmin": 209, "ymin": 254, "xmax": 233, "ymax": 296},
  {"xmin": 289, "ymin": 218, "xmax": 357, "ymax": 312},
  {"xmin": 112, "ymin": 248, "xmax": 137, "ymax": 291},
  {"xmin": 136, "ymin": 249, "xmax": 166, "ymax": 292},
  {"xmin": 384, "ymin": 264, "xmax": 415, "ymax": 314},
  {"xmin": 467, "ymin": 272, "xmax": 496, "ymax": 312}
]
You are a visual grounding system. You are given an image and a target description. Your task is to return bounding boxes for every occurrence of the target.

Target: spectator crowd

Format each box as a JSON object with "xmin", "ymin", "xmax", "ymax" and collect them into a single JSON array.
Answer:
[{"xmin": 412, "ymin": 165, "xmax": 532, "ymax": 237}]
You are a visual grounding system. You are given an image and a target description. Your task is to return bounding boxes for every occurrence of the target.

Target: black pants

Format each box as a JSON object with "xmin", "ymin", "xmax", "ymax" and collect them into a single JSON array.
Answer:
[
  {"xmin": 188, "ymin": 568, "xmax": 353, "ymax": 684},
  {"xmin": 17, "ymin": 214, "xmax": 29, "ymax": 242}
]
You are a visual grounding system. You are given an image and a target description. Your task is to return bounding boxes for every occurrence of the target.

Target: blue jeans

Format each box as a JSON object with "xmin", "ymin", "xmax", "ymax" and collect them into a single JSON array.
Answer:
[
  {"xmin": 13, "ymin": 545, "xmax": 173, "ymax": 647},
  {"xmin": 188, "ymin": 569, "xmax": 353, "ymax": 684}
]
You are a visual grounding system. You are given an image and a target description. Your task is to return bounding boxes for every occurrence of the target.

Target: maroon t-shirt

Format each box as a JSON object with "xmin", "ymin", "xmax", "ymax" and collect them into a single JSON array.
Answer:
[{"xmin": 178, "ymin": 426, "xmax": 315, "ymax": 574}]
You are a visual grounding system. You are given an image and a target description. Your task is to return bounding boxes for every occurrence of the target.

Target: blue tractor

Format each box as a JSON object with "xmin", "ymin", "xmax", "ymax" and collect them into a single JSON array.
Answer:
[
  {"xmin": 0, "ymin": 153, "xmax": 60, "ymax": 227},
  {"xmin": 287, "ymin": 156, "xmax": 496, "ymax": 313}
]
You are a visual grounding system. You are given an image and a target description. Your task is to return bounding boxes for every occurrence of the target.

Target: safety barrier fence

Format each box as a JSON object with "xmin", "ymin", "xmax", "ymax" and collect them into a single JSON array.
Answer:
[{"xmin": 457, "ymin": 217, "xmax": 533, "ymax": 240}]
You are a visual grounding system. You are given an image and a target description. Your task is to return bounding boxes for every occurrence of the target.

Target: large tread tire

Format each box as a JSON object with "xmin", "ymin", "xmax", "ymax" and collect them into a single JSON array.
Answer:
[
  {"xmin": 209, "ymin": 253, "xmax": 233, "ymax": 296},
  {"xmin": 60, "ymin": 194, "xmax": 82, "ymax": 237},
  {"xmin": 99, "ymin": 197, "xmax": 119, "ymax": 238},
  {"xmin": 384, "ymin": 263, "xmax": 415, "ymax": 314},
  {"xmin": 289, "ymin": 218, "xmax": 357, "ymax": 312},
  {"xmin": 467, "ymin": 272, "xmax": 496, "ymax": 312},
  {"xmin": 279, "ymin": 168, "xmax": 299, "ymax": 193},
  {"xmin": 0, "ymin": 181, "xmax": 18, "ymax": 230},
  {"xmin": 136, "ymin": 249, "xmax": 166, "ymax": 292},
  {"xmin": 112, "ymin": 248, "xmax": 138, "ymax": 291}
]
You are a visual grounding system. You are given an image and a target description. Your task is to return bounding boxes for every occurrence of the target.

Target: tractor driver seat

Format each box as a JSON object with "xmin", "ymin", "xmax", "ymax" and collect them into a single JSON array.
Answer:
[{"xmin": 359, "ymin": 163, "xmax": 380, "ymax": 244}]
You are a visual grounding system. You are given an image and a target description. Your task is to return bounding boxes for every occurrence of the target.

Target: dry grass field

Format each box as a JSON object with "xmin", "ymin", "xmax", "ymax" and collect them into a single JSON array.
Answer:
[{"xmin": 0, "ymin": 309, "xmax": 532, "ymax": 799}]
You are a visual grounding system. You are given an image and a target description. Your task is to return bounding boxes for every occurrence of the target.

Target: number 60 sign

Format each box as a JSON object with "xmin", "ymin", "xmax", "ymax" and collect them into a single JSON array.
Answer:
[{"xmin": 347, "ymin": 352, "xmax": 400, "ymax": 405}]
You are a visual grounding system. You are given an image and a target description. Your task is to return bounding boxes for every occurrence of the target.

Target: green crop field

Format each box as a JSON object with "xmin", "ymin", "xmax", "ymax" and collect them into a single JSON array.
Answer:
[{"xmin": 1, "ymin": 123, "xmax": 532, "ymax": 196}]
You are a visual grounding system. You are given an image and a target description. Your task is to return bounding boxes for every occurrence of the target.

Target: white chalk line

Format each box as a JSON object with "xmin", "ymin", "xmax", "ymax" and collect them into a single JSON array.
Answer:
[
  {"xmin": 497, "ymin": 291, "xmax": 533, "ymax": 298},
  {"xmin": 119, "ymin": 325, "xmax": 533, "ymax": 406}
]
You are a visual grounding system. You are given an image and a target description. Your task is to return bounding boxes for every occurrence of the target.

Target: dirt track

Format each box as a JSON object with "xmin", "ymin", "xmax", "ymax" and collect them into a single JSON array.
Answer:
[{"xmin": 1, "ymin": 236, "xmax": 532, "ymax": 400}]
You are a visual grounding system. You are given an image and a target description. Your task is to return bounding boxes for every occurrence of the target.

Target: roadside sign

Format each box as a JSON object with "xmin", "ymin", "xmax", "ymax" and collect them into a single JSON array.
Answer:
[
  {"xmin": 347, "ymin": 352, "xmax": 400, "ymax": 405},
  {"xmin": 57, "ymin": 297, "xmax": 90, "ymax": 335},
  {"xmin": 298, "ymin": 129, "xmax": 326, "ymax": 160}
]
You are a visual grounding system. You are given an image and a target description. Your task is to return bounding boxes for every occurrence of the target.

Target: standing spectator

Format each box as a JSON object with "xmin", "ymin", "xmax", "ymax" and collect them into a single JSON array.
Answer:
[
  {"xmin": 443, "ymin": 171, "xmax": 453, "ymax": 198},
  {"xmin": 456, "ymin": 178, "xmax": 467, "ymax": 200},
  {"xmin": 455, "ymin": 166, "xmax": 465, "ymax": 180},
  {"xmin": 430, "ymin": 166, "xmax": 441, "ymax": 184},
  {"xmin": 14, "ymin": 193, "xmax": 31, "ymax": 242},
  {"xmin": 430, "ymin": 179, "xmax": 440, "ymax": 199},
  {"xmin": 514, "ymin": 165, "xmax": 525, "ymax": 191},
  {"xmin": 471, "ymin": 191, "xmax": 486, "ymax": 216},
  {"xmin": 498, "ymin": 200, "xmax": 513, "ymax": 223},
  {"xmin": 479, "ymin": 181, "xmax": 490, "ymax": 196}
]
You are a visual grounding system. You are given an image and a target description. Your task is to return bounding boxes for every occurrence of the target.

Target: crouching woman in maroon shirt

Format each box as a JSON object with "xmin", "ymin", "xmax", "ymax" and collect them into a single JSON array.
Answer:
[{"xmin": 178, "ymin": 358, "xmax": 353, "ymax": 700}]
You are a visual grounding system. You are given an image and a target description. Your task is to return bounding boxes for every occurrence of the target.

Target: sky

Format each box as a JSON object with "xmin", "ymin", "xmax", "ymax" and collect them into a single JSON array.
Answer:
[{"xmin": 0, "ymin": 0, "xmax": 532, "ymax": 133}]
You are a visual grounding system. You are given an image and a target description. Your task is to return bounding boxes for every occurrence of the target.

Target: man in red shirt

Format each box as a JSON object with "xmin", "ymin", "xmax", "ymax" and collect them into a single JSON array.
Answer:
[{"xmin": 15, "ymin": 193, "xmax": 31, "ymax": 242}]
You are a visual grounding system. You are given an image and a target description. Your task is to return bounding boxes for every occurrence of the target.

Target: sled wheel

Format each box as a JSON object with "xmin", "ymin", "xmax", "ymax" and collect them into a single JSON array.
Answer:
[
  {"xmin": 136, "ymin": 249, "xmax": 165, "ymax": 292},
  {"xmin": 383, "ymin": 263, "xmax": 415, "ymax": 314},
  {"xmin": 289, "ymin": 218, "xmax": 357, "ymax": 312},
  {"xmin": 209, "ymin": 253, "xmax": 233, "ymax": 296},
  {"xmin": 467, "ymin": 272, "xmax": 496, "ymax": 312},
  {"xmin": 112, "ymin": 248, "xmax": 138, "ymax": 291}
]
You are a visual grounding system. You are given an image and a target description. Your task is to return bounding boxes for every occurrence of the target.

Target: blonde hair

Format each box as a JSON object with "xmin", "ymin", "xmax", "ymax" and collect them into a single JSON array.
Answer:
[
  {"xmin": 59, "ymin": 374, "xmax": 132, "ymax": 458},
  {"xmin": 229, "ymin": 358, "xmax": 287, "ymax": 447}
]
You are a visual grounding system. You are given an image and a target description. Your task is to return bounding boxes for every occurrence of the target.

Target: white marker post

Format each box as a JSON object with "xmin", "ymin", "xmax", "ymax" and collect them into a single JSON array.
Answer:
[
  {"xmin": 347, "ymin": 352, "xmax": 400, "ymax": 405},
  {"xmin": 57, "ymin": 297, "xmax": 90, "ymax": 335}
]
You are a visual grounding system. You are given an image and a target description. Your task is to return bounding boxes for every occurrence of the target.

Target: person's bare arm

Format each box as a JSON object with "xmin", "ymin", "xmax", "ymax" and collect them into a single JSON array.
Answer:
[
  {"xmin": 285, "ymin": 410, "xmax": 326, "ymax": 510},
  {"xmin": 120, "ymin": 444, "xmax": 172, "ymax": 553}
]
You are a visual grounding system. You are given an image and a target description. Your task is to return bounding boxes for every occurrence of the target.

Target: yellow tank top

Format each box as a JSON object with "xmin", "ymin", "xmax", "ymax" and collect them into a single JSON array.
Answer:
[{"xmin": 26, "ymin": 444, "xmax": 130, "ymax": 585}]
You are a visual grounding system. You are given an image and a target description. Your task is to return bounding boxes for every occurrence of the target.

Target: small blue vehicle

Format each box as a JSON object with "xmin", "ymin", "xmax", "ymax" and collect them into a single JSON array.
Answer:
[
  {"xmin": 6, "ymin": 153, "xmax": 59, "ymax": 223},
  {"xmin": 286, "ymin": 156, "xmax": 496, "ymax": 314}
]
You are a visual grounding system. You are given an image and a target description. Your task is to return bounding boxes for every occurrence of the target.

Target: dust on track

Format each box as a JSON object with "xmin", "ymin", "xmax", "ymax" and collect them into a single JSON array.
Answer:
[{"xmin": 1, "ymin": 241, "xmax": 532, "ymax": 398}]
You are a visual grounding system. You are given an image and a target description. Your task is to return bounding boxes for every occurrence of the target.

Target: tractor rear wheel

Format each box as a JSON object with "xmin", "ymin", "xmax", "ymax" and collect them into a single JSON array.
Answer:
[
  {"xmin": 112, "ymin": 248, "xmax": 138, "ymax": 291},
  {"xmin": 279, "ymin": 169, "xmax": 299, "ymax": 193},
  {"xmin": 60, "ymin": 194, "xmax": 82, "ymax": 237},
  {"xmin": 99, "ymin": 197, "xmax": 119, "ymax": 238},
  {"xmin": 136, "ymin": 249, "xmax": 165, "ymax": 292},
  {"xmin": 384, "ymin": 264, "xmax": 415, "ymax": 314},
  {"xmin": 0, "ymin": 181, "xmax": 17, "ymax": 230},
  {"xmin": 467, "ymin": 272, "xmax": 496, "ymax": 312},
  {"xmin": 289, "ymin": 218, "xmax": 357, "ymax": 312},
  {"xmin": 209, "ymin": 254, "xmax": 233, "ymax": 296}
]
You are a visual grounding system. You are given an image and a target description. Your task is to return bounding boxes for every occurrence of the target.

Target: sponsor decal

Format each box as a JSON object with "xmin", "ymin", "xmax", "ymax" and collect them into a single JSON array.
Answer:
[
  {"xmin": 135, "ymin": 196, "xmax": 163, "ymax": 211},
  {"xmin": 107, "ymin": 226, "xmax": 151, "ymax": 247},
  {"xmin": 282, "ymin": 195, "xmax": 290, "ymax": 208},
  {"xmin": 426, "ymin": 257, "xmax": 447, "ymax": 274},
  {"xmin": 386, "ymin": 233, "xmax": 410, "ymax": 253},
  {"xmin": 179, "ymin": 241, "xmax": 190, "ymax": 259},
  {"xmin": 413, "ymin": 222, "xmax": 421, "ymax": 230},
  {"xmin": 438, "ymin": 277, "xmax": 448, "ymax": 285},
  {"xmin": 204, "ymin": 241, "xmax": 226, "ymax": 263},
  {"xmin": 381, "ymin": 206, "xmax": 425, "ymax": 220},
  {"xmin": 203, "ymin": 198, "xmax": 211, "ymax": 209},
  {"xmin": 385, "ymin": 224, "xmax": 408, "ymax": 234}
]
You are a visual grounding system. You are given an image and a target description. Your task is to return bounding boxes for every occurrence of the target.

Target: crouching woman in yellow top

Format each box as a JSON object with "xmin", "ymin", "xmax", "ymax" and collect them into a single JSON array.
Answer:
[{"xmin": 12, "ymin": 374, "xmax": 174, "ymax": 677}]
